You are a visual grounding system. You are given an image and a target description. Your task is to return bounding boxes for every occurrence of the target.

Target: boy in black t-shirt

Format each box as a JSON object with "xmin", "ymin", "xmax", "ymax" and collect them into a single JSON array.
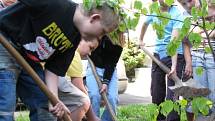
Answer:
[
  {"xmin": 86, "ymin": 35, "xmax": 123, "ymax": 121},
  {"xmin": 0, "ymin": 0, "xmax": 119, "ymax": 120}
]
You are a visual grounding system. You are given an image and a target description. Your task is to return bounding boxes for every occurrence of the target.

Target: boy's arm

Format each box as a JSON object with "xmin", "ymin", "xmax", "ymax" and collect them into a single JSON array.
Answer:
[
  {"xmin": 168, "ymin": 29, "xmax": 179, "ymax": 76},
  {"xmin": 45, "ymin": 69, "xmax": 58, "ymax": 97},
  {"xmin": 71, "ymin": 77, "xmax": 88, "ymax": 94},
  {"xmin": 45, "ymin": 69, "xmax": 70, "ymax": 118},
  {"xmin": 139, "ymin": 22, "xmax": 149, "ymax": 48},
  {"xmin": 183, "ymin": 41, "xmax": 192, "ymax": 78}
]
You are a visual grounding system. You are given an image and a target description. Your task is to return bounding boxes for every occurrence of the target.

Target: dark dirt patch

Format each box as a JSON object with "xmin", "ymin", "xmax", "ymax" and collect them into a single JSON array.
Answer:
[{"xmin": 173, "ymin": 86, "xmax": 210, "ymax": 98}]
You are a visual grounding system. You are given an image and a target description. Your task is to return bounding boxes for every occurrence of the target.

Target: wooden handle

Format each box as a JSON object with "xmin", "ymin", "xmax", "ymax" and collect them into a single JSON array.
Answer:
[
  {"xmin": 141, "ymin": 47, "xmax": 183, "ymax": 87},
  {"xmin": 87, "ymin": 56, "xmax": 117, "ymax": 121},
  {"xmin": 0, "ymin": 34, "xmax": 72, "ymax": 121}
]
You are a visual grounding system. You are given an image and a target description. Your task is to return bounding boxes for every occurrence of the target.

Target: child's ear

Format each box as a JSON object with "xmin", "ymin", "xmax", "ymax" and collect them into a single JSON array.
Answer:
[{"xmin": 90, "ymin": 14, "xmax": 101, "ymax": 23}]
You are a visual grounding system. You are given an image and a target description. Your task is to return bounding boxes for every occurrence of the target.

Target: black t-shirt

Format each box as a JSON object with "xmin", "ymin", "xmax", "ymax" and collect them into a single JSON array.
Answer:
[
  {"xmin": 90, "ymin": 36, "xmax": 123, "ymax": 84},
  {"xmin": 0, "ymin": 0, "xmax": 81, "ymax": 76}
]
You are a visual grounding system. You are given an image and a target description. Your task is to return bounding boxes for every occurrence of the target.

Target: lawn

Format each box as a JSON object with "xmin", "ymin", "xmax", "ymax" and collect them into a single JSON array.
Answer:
[{"xmin": 15, "ymin": 104, "xmax": 146, "ymax": 121}]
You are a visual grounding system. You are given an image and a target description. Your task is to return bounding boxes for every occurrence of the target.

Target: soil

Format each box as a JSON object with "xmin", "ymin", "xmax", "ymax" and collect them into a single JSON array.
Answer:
[{"xmin": 173, "ymin": 86, "xmax": 211, "ymax": 98}]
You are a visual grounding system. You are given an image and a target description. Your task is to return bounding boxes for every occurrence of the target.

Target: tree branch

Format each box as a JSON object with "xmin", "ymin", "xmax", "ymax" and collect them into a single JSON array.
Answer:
[{"xmin": 198, "ymin": 0, "xmax": 215, "ymax": 61}]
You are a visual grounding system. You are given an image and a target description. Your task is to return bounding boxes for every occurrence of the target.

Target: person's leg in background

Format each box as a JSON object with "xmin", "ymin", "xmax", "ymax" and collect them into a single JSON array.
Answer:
[
  {"xmin": 0, "ymin": 69, "xmax": 17, "ymax": 121},
  {"xmin": 85, "ymin": 67, "xmax": 102, "ymax": 118},
  {"xmin": 151, "ymin": 53, "xmax": 166, "ymax": 120},
  {"xmin": 205, "ymin": 53, "xmax": 215, "ymax": 112},
  {"xmin": 101, "ymin": 69, "xmax": 118, "ymax": 121},
  {"xmin": 17, "ymin": 62, "xmax": 56, "ymax": 121},
  {"xmin": 0, "ymin": 34, "xmax": 21, "ymax": 121}
]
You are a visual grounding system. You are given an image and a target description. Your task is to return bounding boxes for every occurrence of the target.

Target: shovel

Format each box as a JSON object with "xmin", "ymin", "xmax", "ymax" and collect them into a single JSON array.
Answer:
[
  {"xmin": 0, "ymin": 33, "xmax": 72, "ymax": 121},
  {"xmin": 141, "ymin": 47, "xmax": 210, "ymax": 98},
  {"xmin": 87, "ymin": 56, "xmax": 117, "ymax": 121}
]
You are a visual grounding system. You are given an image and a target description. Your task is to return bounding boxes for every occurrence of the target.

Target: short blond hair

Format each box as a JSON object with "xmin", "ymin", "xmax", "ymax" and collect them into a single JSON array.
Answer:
[{"xmin": 81, "ymin": 2, "xmax": 120, "ymax": 29}]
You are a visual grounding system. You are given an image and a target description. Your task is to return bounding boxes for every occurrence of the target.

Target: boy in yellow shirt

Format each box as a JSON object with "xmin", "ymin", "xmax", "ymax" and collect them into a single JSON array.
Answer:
[{"xmin": 58, "ymin": 39, "xmax": 100, "ymax": 121}]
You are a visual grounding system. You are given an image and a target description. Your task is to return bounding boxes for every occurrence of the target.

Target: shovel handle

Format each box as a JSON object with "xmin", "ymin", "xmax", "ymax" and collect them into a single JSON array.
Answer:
[
  {"xmin": 141, "ymin": 47, "xmax": 183, "ymax": 86},
  {"xmin": 0, "ymin": 34, "xmax": 72, "ymax": 121},
  {"xmin": 87, "ymin": 56, "xmax": 117, "ymax": 121}
]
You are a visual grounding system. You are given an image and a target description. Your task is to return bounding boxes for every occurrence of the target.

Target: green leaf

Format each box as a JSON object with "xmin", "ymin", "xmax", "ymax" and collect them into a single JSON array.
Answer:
[
  {"xmin": 195, "ymin": 67, "xmax": 203, "ymax": 76},
  {"xmin": 192, "ymin": 97, "xmax": 212, "ymax": 116},
  {"xmin": 127, "ymin": 17, "xmax": 140, "ymax": 30},
  {"xmin": 201, "ymin": 0, "xmax": 208, "ymax": 17},
  {"xmin": 118, "ymin": 23, "xmax": 127, "ymax": 32},
  {"xmin": 160, "ymin": 12, "xmax": 170, "ymax": 26},
  {"xmin": 191, "ymin": 7, "xmax": 198, "ymax": 21},
  {"xmin": 183, "ymin": 17, "xmax": 191, "ymax": 28},
  {"xmin": 141, "ymin": 7, "xmax": 148, "ymax": 15},
  {"xmin": 188, "ymin": 33, "xmax": 202, "ymax": 48},
  {"xmin": 165, "ymin": 0, "xmax": 174, "ymax": 7},
  {"xmin": 178, "ymin": 99, "xmax": 188, "ymax": 107},
  {"xmin": 134, "ymin": 0, "xmax": 142, "ymax": 10},
  {"xmin": 149, "ymin": 2, "xmax": 159, "ymax": 14},
  {"xmin": 83, "ymin": 0, "xmax": 93, "ymax": 11},
  {"xmin": 167, "ymin": 38, "xmax": 181, "ymax": 56},
  {"xmin": 205, "ymin": 46, "xmax": 212, "ymax": 53},
  {"xmin": 152, "ymin": 23, "xmax": 165, "ymax": 39},
  {"xmin": 205, "ymin": 21, "xmax": 215, "ymax": 30},
  {"xmin": 159, "ymin": 100, "xmax": 174, "ymax": 117}
]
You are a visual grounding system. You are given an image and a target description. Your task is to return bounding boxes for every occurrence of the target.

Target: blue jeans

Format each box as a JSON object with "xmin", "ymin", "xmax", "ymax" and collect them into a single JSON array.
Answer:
[
  {"xmin": 0, "ymin": 32, "xmax": 20, "ymax": 121},
  {"xmin": 192, "ymin": 51, "xmax": 215, "ymax": 111},
  {"xmin": 0, "ymin": 70, "xmax": 16, "ymax": 121},
  {"xmin": 86, "ymin": 67, "xmax": 118, "ymax": 121},
  {"xmin": 17, "ymin": 62, "xmax": 56, "ymax": 121},
  {"xmin": 0, "ymin": 31, "xmax": 55, "ymax": 121}
]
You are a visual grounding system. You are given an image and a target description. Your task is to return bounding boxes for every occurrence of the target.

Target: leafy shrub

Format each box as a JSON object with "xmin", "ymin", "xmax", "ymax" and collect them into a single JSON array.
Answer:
[{"xmin": 122, "ymin": 41, "xmax": 145, "ymax": 77}]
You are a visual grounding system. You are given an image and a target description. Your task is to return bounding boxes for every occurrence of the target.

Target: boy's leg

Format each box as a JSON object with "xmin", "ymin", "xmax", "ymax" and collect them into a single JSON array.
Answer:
[
  {"xmin": 85, "ymin": 67, "xmax": 102, "ymax": 117},
  {"xmin": 101, "ymin": 69, "xmax": 118, "ymax": 121},
  {"xmin": 166, "ymin": 54, "xmax": 185, "ymax": 121},
  {"xmin": 151, "ymin": 53, "xmax": 166, "ymax": 120},
  {"xmin": 58, "ymin": 77, "xmax": 90, "ymax": 121},
  {"xmin": 17, "ymin": 62, "xmax": 56, "ymax": 121}
]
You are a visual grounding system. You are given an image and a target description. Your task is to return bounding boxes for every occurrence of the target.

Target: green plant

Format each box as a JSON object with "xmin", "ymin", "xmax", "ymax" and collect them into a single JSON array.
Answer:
[
  {"xmin": 122, "ymin": 41, "xmax": 145, "ymax": 77},
  {"xmin": 117, "ymin": 97, "xmax": 213, "ymax": 121}
]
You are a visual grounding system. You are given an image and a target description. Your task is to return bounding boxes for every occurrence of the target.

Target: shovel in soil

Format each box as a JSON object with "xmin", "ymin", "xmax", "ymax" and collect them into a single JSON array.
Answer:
[{"xmin": 141, "ymin": 47, "xmax": 210, "ymax": 98}]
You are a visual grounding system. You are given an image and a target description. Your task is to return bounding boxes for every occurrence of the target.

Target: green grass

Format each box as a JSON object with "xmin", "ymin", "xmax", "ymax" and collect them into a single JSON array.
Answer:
[
  {"xmin": 15, "ymin": 111, "xmax": 30, "ymax": 121},
  {"xmin": 15, "ymin": 104, "xmax": 146, "ymax": 121},
  {"xmin": 117, "ymin": 104, "xmax": 147, "ymax": 121}
]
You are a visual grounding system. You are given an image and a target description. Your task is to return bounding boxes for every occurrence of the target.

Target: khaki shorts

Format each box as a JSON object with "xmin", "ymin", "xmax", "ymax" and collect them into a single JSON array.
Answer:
[{"xmin": 58, "ymin": 77, "xmax": 90, "ymax": 112}]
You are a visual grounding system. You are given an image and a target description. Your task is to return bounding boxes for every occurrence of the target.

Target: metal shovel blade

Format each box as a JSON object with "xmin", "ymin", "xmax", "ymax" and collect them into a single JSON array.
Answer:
[
  {"xmin": 169, "ymin": 78, "xmax": 210, "ymax": 98},
  {"xmin": 141, "ymin": 47, "xmax": 210, "ymax": 98}
]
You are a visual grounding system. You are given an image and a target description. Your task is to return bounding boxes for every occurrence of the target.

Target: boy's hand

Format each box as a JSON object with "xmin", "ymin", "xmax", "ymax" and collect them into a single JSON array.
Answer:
[
  {"xmin": 184, "ymin": 63, "xmax": 192, "ymax": 78},
  {"xmin": 49, "ymin": 101, "xmax": 71, "ymax": 118},
  {"xmin": 100, "ymin": 84, "xmax": 108, "ymax": 93},
  {"xmin": 168, "ymin": 66, "xmax": 177, "ymax": 78},
  {"xmin": 138, "ymin": 40, "xmax": 145, "ymax": 49}
]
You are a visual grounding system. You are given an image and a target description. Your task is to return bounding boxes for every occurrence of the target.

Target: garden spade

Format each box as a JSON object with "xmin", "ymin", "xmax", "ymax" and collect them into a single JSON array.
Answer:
[
  {"xmin": 87, "ymin": 56, "xmax": 117, "ymax": 121},
  {"xmin": 0, "ymin": 33, "xmax": 72, "ymax": 121},
  {"xmin": 141, "ymin": 47, "xmax": 210, "ymax": 98}
]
